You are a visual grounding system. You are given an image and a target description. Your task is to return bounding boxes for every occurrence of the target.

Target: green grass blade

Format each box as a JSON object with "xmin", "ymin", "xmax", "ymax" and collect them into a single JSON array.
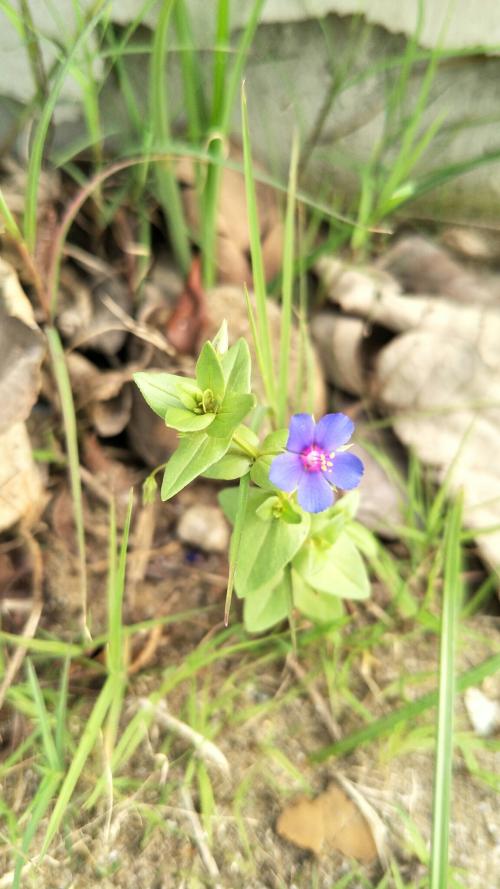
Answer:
[
  {"xmin": 220, "ymin": 0, "xmax": 265, "ymax": 136},
  {"xmin": 224, "ymin": 473, "xmax": 250, "ymax": 626},
  {"xmin": 149, "ymin": 0, "xmax": 190, "ymax": 274},
  {"xmin": 312, "ymin": 650, "xmax": 500, "ymax": 762},
  {"xmin": 24, "ymin": 3, "xmax": 108, "ymax": 252},
  {"xmin": 201, "ymin": 0, "xmax": 263, "ymax": 287},
  {"xmin": 429, "ymin": 495, "xmax": 463, "ymax": 889},
  {"xmin": 12, "ymin": 771, "xmax": 62, "ymax": 889},
  {"xmin": 105, "ymin": 491, "xmax": 133, "ymax": 759},
  {"xmin": 40, "ymin": 675, "xmax": 115, "ymax": 856},
  {"xmin": 277, "ymin": 131, "xmax": 299, "ymax": 427},
  {"xmin": 173, "ymin": 0, "xmax": 206, "ymax": 140},
  {"xmin": 46, "ymin": 327, "xmax": 88, "ymax": 640},
  {"xmin": 241, "ymin": 83, "xmax": 276, "ymax": 415},
  {"xmin": 0, "ymin": 185, "xmax": 22, "ymax": 239},
  {"xmin": 211, "ymin": 0, "xmax": 231, "ymax": 128},
  {"xmin": 54, "ymin": 659, "xmax": 70, "ymax": 763},
  {"xmin": 25, "ymin": 660, "xmax": 59, "ymax": 772}
]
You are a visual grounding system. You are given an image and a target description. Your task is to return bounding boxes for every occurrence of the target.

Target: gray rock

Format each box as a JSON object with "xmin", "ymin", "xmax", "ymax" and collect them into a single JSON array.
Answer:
[{"xmin": 177, "ymin": 505, "xmax": 230, "ymax": 553}]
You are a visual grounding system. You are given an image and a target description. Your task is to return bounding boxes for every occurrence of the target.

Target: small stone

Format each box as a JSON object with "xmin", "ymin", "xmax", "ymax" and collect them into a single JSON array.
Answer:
[{"xmin": 177, "ymin": 505, "xmax": 229, "ymax": 553}]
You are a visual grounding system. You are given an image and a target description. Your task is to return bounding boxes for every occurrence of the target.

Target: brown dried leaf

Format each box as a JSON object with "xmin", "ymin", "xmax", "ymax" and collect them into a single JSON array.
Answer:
[
  {"xmin": 377, "ymin": 235, "xmax": 496, "ymax": 306},
  {"xmin": 277, "ymin": 784, "xmax": 377, "ymax": 862},
  {"xmin": 57, "ymin": 266, "xmax": 132, "ymax": 356},
  {"xmin": 0, "ymin": 258, "xmax": 45, "ymax": 434},
  {"xmin": 0, "ymin": 423, "xmax": 44, "ymax": 532},
  {"xmin": 165, "ymin": 255, "xmax": 207, "ymax": 354},
  {"xmin": 323, "ymin": 253, "xmax": 500, "ymax": 573}
]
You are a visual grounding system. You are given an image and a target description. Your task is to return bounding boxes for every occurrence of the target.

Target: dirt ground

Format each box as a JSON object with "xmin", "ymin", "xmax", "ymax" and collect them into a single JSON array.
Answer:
[{"xmin": 2, "ymin": 479, "xmax": 498, "ymax": 889}]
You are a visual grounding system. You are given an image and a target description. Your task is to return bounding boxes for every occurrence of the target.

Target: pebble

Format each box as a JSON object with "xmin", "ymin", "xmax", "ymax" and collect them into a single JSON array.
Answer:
[{"xmin": 177, "ymin": 505, "xmax": 229, "ymax": 553}]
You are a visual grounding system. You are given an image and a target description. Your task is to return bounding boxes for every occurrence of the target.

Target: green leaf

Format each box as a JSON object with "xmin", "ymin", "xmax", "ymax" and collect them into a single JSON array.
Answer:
[
  {"xmin": 161, "ymin": 433, "xmax": 232, "ymax": 500},
  {"xmin": 243, "ymin": 572, "xmax": 289, "ymax": 633},
  {"xmin": 345, "ymin": 521, "xmax": 378, "ymax": 559},
  {"xmin": 293, "ymin": 531, "xmax": 370, "ymax": 600},
  {"xmin": 196, "ymin": 341, "xmax": 226, "ymax": 400},
  {"xmin": 221, "ymin": 338, "xmax": 252, "ymax": 393},
  {"xmin": 220, "ymin": 490, "xmax": 310, "ymax": 597},
  {"xmin": 165, "ymin": 406, "xmax": 214, "ymax": 432},
  {"xmin": 176, "ymin": 380, "xmax": 202, "ymax": 410},
  {"xmin": 133, "ymin": 371, "xmax": 184, "ymax": 418},
  {"xmin": 212, "ymin": 320, "xmax": 229, "ymax": 354},
  {"xmin": 250, "ymin": 428, "xmax": 288, "ymax": 489},
  {"xmin": 218, "ymin": 487, "xmax": 239, "ymax": 523},
  {"xmin": 260, "ymin": 428, "xmax": 288, "ymax": 453},
  {"xmin": 250, "ymin": 455, "xmax": 277, "ymax": 490},
  {"xmin": 292, "ymin": 570, "xmax": 344, "ymax": 624},
  {"xmin": 232, "ymin": 424, "xmax": 260, "ymax": 451},
  {"xmin": 203, "ymin": 453, "xmax": 251, "ymax": 480},
  {"xmin": 208, "ymin": 392, "xmax": 255, "ymax": 438}
]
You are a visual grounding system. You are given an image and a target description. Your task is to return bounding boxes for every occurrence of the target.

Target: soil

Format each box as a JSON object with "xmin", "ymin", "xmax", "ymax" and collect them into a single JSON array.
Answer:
[{"xmin": 2, "ymin": 475, "xmax": 499, "ymax": 888}]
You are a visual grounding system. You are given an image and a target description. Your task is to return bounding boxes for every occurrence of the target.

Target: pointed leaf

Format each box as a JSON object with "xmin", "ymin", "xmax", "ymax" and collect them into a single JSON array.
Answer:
[
  {"xmin": 293, "ymin": 531, "xmax": 370, "ymax": 600},
  {"xmin": 196, "ymin": 341, "xmax": 225, "ymax": 399},
  {"xmin": 165, "ymin": 406, "xmax": 214, "ymax": 432},
  {"xmin": 243, "ymin": 572, "xmax": 289, "ymax": 632},
  {"xmin": 212, "ymin": 320, "xmax": 229, "ymax": 354},
  {"xmin": 221, "ymin": 338, "xmax": 252, "ymax": 394},
  {"xmin": 161, "ymin": 432, "xmax": 231, "ymax": 500},
  {"xmin": 133, "ymin": 371, "xmax": 185, "ymax": 418},
  {"xmin": 220, "ymin": 490, "xmax": 310, "ymax": 597},
  {"xmin": 292, "ymin": 570, "xmax": 344, "ymax": 624},
  {"xmin": 203, "ymin": 453, "xmax": 251, "ymax": 480},
  {"xmin": 208, "ymin": 392, "xmax": 255, "ymax": 438}
]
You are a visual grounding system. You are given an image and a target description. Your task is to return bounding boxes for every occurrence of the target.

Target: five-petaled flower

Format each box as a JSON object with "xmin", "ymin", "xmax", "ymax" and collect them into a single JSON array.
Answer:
[{"xmin": 269, "ymin": 413, "xmax": 364, "ymax": 513}]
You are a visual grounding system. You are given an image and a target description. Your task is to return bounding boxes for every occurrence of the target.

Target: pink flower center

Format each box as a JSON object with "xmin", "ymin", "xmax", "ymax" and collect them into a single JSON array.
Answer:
[{"xmin": 300, "ymin": 446, "xmax": 333, "ymax": 473}]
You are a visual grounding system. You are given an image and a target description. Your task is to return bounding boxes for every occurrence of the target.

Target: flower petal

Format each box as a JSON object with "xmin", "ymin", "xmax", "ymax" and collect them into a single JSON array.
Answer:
[
  {"xmin": 286, "ymin": 413, "xmax": 315, "ymax": 453},
  {"xmin": 297, "ymin": 472, "xmax": 334, "ymax": 513},
  {"xmin": 314, "ymin": 413, "xmax": 354, "ymax": 452},
  {"xmin": 329, "ymin": 452, "xmax": 364, "ymax": 490},
  {"xmin": 269, "ymin": 452, "xmax": 304, "ymax": 492}
]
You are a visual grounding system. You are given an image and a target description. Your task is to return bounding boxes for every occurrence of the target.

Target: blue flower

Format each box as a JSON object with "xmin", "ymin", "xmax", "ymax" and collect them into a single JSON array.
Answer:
[{"xmin": 269, "ymin": 413, "xmax": 364, "ymax": 513}]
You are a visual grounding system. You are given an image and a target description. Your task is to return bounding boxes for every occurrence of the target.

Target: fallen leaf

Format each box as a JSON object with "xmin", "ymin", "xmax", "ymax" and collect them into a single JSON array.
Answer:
[
  {"xmin": 323, "ymin": 255, "xmax": 500, "ymax": 575},
  {"xmin": 277, "ymin": 783, "xmax": 377, "ymax": 862},
  {"xmin": 57, "ymin": 265, "xmax": 132, "ymax": 356},
  {"xmin": 464, "ymin": 688, "xmax": 500, "ymax": 737},
  {"xmin": 165, "ymin": 255, "xmax": 207, "ymax": 354},
  {"xmin": 0, "ymin": 422, "xmax": 44, "ymax": 532},
  {"xmin": 311, "ymin": 313, "xmax": 367, "ymax": 396},
  {"xmin": 377, "ymin": 235, "xmax": 496, "ymax": 306},
  {"xmin": 67, "ymin": 351, "xmax": 137, "ymax": 438},
  {"xmin": 0, "ymin": 257, "xmax": 45, "ymax": 434}
]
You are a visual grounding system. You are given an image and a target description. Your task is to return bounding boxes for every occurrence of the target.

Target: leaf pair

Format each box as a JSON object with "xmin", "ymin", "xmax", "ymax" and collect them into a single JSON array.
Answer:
[
  {"xmin": 134, "ymin": 333, "xmax": 256, "ymax": 499},
  {"xmin": 219, "ymin": 488, "xmax": 370, "ymax": 632}
]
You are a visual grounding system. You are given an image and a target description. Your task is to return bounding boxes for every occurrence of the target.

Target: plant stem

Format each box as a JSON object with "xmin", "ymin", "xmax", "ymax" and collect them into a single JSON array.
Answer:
[{"xmin": 232, "ymin": 430, "xmax": 258, "ymax": 460}]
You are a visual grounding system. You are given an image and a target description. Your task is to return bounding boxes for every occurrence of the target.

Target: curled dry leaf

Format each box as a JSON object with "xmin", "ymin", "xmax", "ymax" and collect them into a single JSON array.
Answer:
[
  {"xmin": 440, "ymin": 226, "xmax": 500, "ymax": 263},
  {"xmin": 57, "ymin": 266, "xmax": 132, "ymax": 356},
  {"xmin": 311, "ymin": 313, "xmax": 366, "ymax": 396},
  {"xmin": 0, "ymin": 423, "xmax": 44, "ymax": 533},
  {"xmin": 377, "ymin": 235, "xmax": 496, "ymax": 306},
  {"xmin": 176, "ymin": 143, "xmax": 283, "ymax": 285},
  {"xmin": 323, "ymin": 250, "xmax": 500, "ymax": 573},
  {"xmin": 165, "ymin": 255, "xmax": 207, "ymax": 354},
  {"xmin": 67, "ymin": 352, "xmax": 139, "ymax": 438},
  {"xmin": 464, "ymin": 688, "xmax": 500, "ymax": 738},
  {"xmin": 277, "ymin": 783, "xmax": 378, "ymax": 863},
  {"xmin": 0, "ymin": 257, "xmax": 45, "ymax": 434}
]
